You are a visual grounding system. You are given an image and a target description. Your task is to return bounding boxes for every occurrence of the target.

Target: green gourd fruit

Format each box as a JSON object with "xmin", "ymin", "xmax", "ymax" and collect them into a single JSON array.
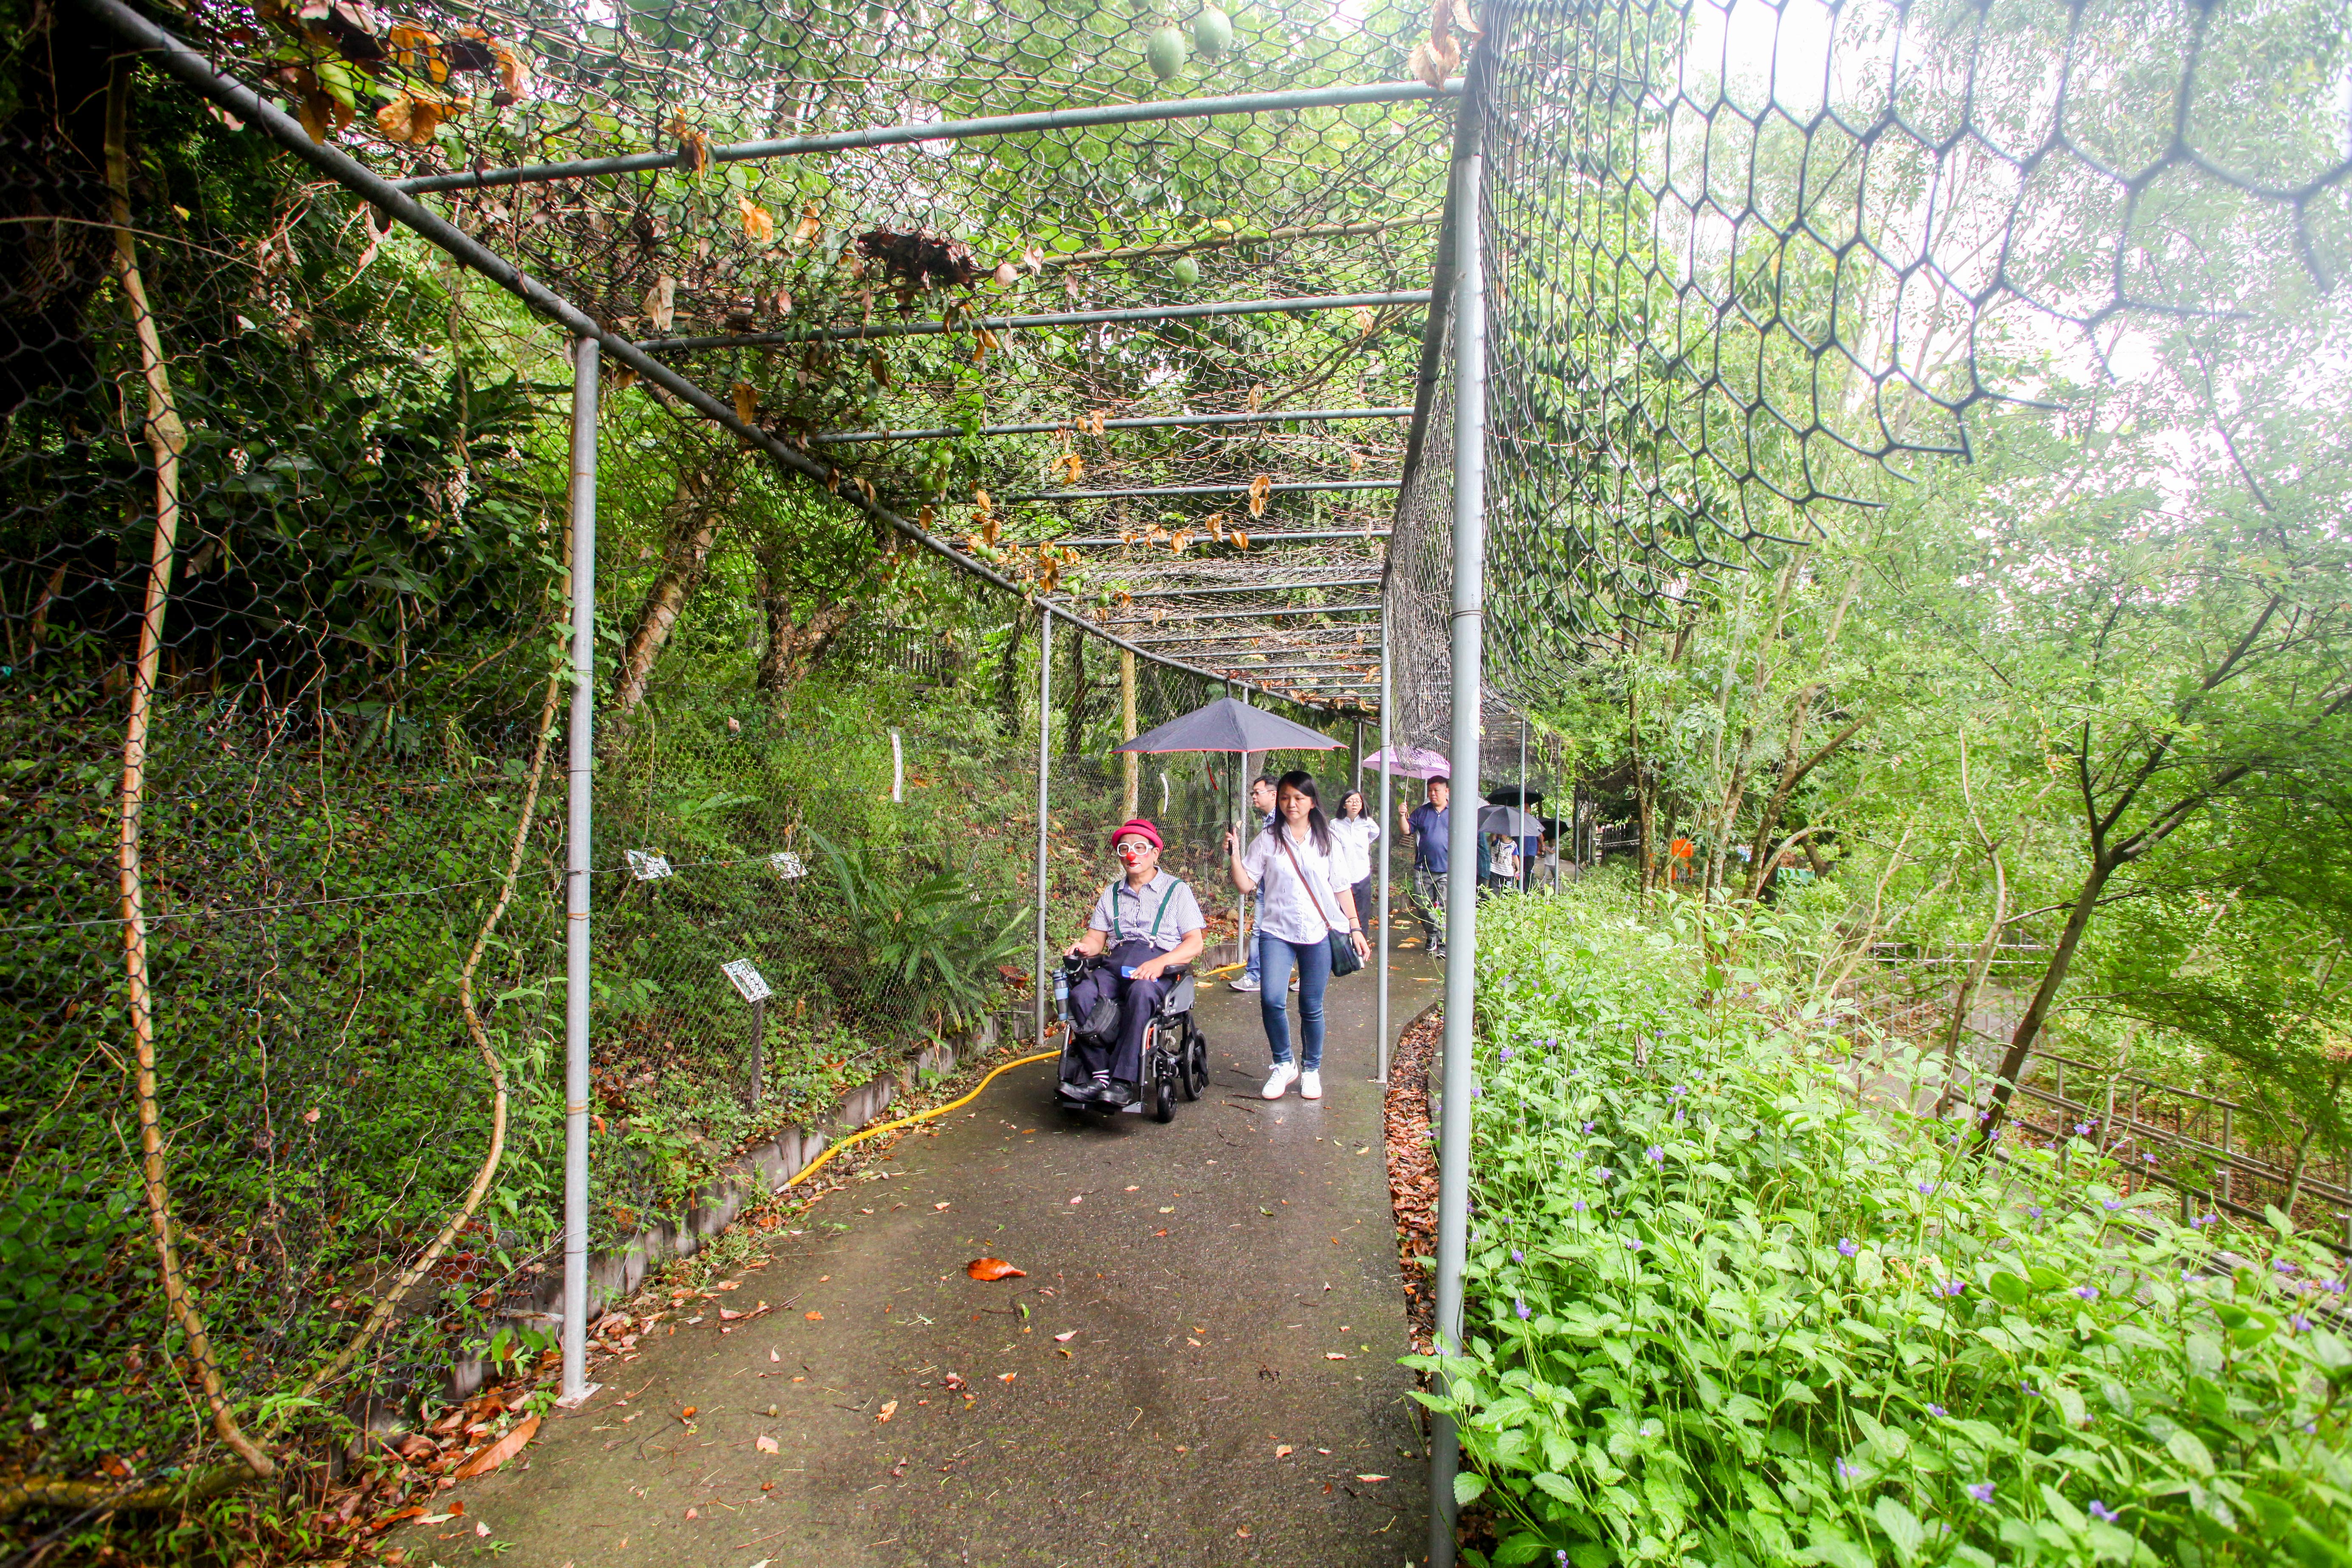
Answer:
[
  {"xmin": 1170, "ymin": 256, "xmax": 1201, "ymax": 288},
  {"xmin": 1146, "ymin": 24, "xmax": 1188, "ymax": 81},
  {"xmin": 1191, "ymin": 7, "xmax": 1233, "ymax": 58}
]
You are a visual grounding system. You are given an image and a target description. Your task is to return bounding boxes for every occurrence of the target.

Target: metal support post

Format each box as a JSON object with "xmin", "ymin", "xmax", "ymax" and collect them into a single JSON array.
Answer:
[
  {"xmin": 1377, "ymin": 609, "xmax": 1393, "ymax": 1086},
  {"xmin": 1034, "ymin": 605, "xmax": 1054, "ymax": 1048},
  {"xmin": 560, "ymin": 336, "xmax": 598, "ymax": 1405},
  {"xmin": 1517, "ymin": 714, "xmax": 1529, "ymax": 892},
  {"xmin": 1431, "ymin": 115, "xmax": 1487, "ymax": 1568}
]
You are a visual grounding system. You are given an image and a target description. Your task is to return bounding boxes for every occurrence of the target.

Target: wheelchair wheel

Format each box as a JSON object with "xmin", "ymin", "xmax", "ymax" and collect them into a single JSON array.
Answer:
[
  {"xmin": 1187, "ymin": 1026, "xmax": 1211, "ymax": 1099},
  {"xmin": 1175, "ymin": 1019, "xmax": 1202, "ymax": 1102},
  {"xmin": 1151, "ymin": 1062, "xmax": 1177, "ymax": 1124}
]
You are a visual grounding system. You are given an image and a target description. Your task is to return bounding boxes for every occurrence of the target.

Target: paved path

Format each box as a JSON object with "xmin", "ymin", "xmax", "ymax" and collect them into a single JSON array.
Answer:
[{"xmin": 403, "ymin": 946, "xmax": 1443, "ymax": 1568}]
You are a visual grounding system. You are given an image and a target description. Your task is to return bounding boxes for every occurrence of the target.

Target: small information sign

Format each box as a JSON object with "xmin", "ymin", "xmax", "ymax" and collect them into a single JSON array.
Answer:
[
  {"xmin": 721, "ymin": 959, "xmax": 772, "ymax": 1004},
  {"xmin": 769, "ymin": 850, "xmax": 807, "ymax": 881},
  {"xmin": 625, "ymin": 849, "xmax": 674, "ymax": 881}
]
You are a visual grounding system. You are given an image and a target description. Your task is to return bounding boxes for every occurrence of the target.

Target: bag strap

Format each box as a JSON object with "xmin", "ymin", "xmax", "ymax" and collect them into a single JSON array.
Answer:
[{"xmin": 1275, "ymin": 830, "xmax": 1345, "ymax": 934}]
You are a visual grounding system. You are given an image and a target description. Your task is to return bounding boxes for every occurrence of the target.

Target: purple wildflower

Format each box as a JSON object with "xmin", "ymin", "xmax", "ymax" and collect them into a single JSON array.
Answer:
[
  {"xmin": 2289, "ymin": 1314, "xmax": 2314, "ymax": 1333},
  {"xmin": 1838, "ymin": 1239, "xmax": 1859, "ymax": 1258},
  {"xmin": 1927, "ymin": 1404, "xmax": 1947, "ymax": 1417},
  {"xmin": 2144, "ymin": 1152, "xmax": 2156, "ymax": 1163},
  {"xmin": 1835, "ymin": 1458, "xmax": 1857, "ymax": 1482},
  {"xmin": 2102, "ymin": 1199, "xmax": 2124, "ymax": 1212},
  {"xmin": 2324, "ymin": 1278, "xmax": 2346, "ymax": 1293},
  {"xmin": 1645, "ymin": 1145, "xmax": 1665, "ymax": 1165},
  {"xmin": 1572, "ymin": 1199, "xmax": 1588, "ymax": 1214},
  {"xmin": 2021, "ymin": 1383, "xmax": 2039, "ymax": 1397},
  {"xmin": 1624, "ymin": 1237, "xmax": 1644, "ymax": 1251},
  {"xmin": 1582, "ymin": 1122, "xmax": 1595, "ymax": 1134},
  {"xmin": 1512, "ymin": 1248, "xmax": 1524, "ymax": 1263},
  {"xmin": 2073, "ymin": 1285, "xmax": 2099, "ymax": 1301},
  {"xmin": 2075, "ymin": 1122, "xmax": 2091, "ymax": 1137},
  {"xmin": 1670, "ymin": 1085, "xmax": 1687, "ymax": 1099},
  {"xmin": 2022, "ymin": 1204, "xmax": 2044, "ymax": 1219},
  {"xmin": 1515, "ymin": 1298, "xmax": 1531, "ymax": 1321},
  {"xmin": 2088, "ymin": 1501, "xmax": 2118, "ymax": 1524},
  {"xmin": 1499, "ymin": 1047, "xmax": 1513, "ymax": 1062},
  {"xmin": 1936, "ymin": 1279, "xmax": 1966, "ymax": 1298},
  {"xmin": 1967, "ymin": 1481, "xmax": 1995, "ymax": 1504},
  {"xmin": 1596, "ymin": 1167, "xmax": 1613, "ymax": 1182},
  {"xmin": 2274, "ymin": 1259, "xmax": 2299, "ymax": 1274},
  {"xmin": 1918, "ymin": 1180, "xmax": 1939, "ymax": 1196}
]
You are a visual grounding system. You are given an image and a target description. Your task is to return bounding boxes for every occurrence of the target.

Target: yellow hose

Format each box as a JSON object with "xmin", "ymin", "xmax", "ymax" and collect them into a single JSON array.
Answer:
[{"xmin": 781, "ymin": 1047, "xmax": 1057, "ymax": 1190}]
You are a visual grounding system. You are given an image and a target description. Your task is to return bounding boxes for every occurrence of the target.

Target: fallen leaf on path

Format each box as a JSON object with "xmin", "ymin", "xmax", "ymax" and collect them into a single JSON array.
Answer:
[
  {"xmin": 996, "ymin": 1372, "xmax": 1016, "ymax": 1383},
  {"xmin": 1325, "ymin": 1352, "xmax": 1349, "ymax": 1360},
  {"xmin": 715, "ymin": 1280, "xmax": 741, "ymax": 1291},
  {"xmin": 683, "ymin": 1507, "xmax": 697, "ymax": 1520},
  {"xmin": 365, "ymin": 1506, "xmax": 424, "ymax": 1533},
  {"xmin": 877, "ymin": 1400, "xmax": 898, "ymax": 1423},
  {"xmin": 719, "ymin": 1307, "xmax": 744, "ymax": 1321},
  {"xmin": 1158, "ymin": 1206, "xmax": 1174, "ymax": 1214},
  {"xmin": 934, "ymin": 1202, "xmax": 950, "ymax": 1210},
  {"xmin": 966, "ymin": 1257, "xmax": 1026, "ymax": 1281},
  {"xmin": 1067, "ymin": 1196, "xmax": 1082, "ymax": 1205},
  {"xmin": 755, "ymin": 1434, "xmax": 779, "ymax": 1454},
  {"xmin": 417, "ymin": 1513, "xmax": 457, "ymax": 1526},
  {"xmin": 770, "ymin": 1349, "xmax": 781, "ymax": 1362},
  {"xmin": 474, "ymin": 1522, "xmax": 490, "ymax": 1538},
  {"xmin": 805, "ymin": 1311, "xmax": 824, "ymax": 1321},
  {"xmin": 1275, "ymin": 1444, "xmax": 1294, "ymax": 1459},
  {"xmin": 452, "ymin": 1415, "xmax": 540, "ymax": 1480},
  {"xmin": 1124, "ymin": 1186, "xmax": 1138, "ymax": 1192},
  {"xmin": 1356, "ymin": 1473, "xmax": 1391, "ymax": 1482},
  {"xmin": 1053, "ymin": 1330, "xmax": 1076, "ymax": 1343}
]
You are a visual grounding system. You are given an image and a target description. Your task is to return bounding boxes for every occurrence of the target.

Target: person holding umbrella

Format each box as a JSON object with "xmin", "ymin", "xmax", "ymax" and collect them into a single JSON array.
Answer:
[{"xmin": 1225, "ymin": 772, "xmax": 1371, "ymax": 1100}]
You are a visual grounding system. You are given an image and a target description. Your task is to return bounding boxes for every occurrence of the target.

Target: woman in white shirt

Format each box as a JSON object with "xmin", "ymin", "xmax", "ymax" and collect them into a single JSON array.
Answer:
[
  {"xmin": 1326, "ymin": 788, "xmax": 1382, "ymax": 953},
  {"xmin": 1223, "ymin": 771, "xmax": 1372, "ymax": 1100}
]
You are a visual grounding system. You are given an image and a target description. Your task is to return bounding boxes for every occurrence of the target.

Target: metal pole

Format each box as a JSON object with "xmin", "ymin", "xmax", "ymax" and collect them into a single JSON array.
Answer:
[
  {"xmin": 560, "ymin": 336, "xmax": 598, "ymax": 1405},
  {"xmin": 1005, "ymin": 481, "xmax": 1398, "ymax": 502},
  {"xmin": 818, "ymin": 406, "xmax": 1411, "ymax": 444},
  {"xmin": 1035, "ymin": 605, "xmax": 1054, "ymax": 1049},
  {"xmin": 394, "ymin": 79, "xmax": 1463, "ymax": 194},
  {"xmin": 1518, "ymin": 714, "xmax": 1529, "ymax": 893},
  {"xmin": 1377, "ymin": 609, "xmax": 1393, "ymax": 1086},
  {"xmin": 643, "ymin": 291, "xmax": 1430, "ymax": 352},
  {"xmin": 1430, "ymin": 108, "xmax": 1487, "ymax": 1568}
]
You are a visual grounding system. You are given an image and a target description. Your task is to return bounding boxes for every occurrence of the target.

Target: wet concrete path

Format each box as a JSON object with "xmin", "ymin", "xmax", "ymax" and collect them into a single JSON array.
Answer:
[{"xmin": 403, "ymin": 943, "xmax": 1443, "ymax": 1568}]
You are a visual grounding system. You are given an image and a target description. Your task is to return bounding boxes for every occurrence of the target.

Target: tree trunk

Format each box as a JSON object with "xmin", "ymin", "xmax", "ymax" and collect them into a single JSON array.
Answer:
[
  {"xmin": 1934, "ymin": 851, "xmax": 2006, "ymax": 1117},
  {"xmin": 1062, "ymin": 618, "xmax": 1088, "ymax": 755},
  {"xmin": 613, "ymin": 468, "xmax": 728, "ymax": 713},
  {"xmin": 1120, "ymin": 650, "xmax": 1139, "ymax": 818},
  {"xmin": 995, "ymin": 613, "xmax": 1026, "ymax": 734},
  {"xmin": 755, "ymin": 575, "xmax": 855, "ymax": 692},
  {"xmin": 1978, "ymin": 854, "xmax": 2118, "ymax": 1145}
]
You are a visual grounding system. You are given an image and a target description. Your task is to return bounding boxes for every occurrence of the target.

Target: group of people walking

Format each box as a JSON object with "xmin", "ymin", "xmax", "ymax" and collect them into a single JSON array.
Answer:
[{"xmin": 1059, "ymin": 769, "xmax": 1463, "ymax": 1107}]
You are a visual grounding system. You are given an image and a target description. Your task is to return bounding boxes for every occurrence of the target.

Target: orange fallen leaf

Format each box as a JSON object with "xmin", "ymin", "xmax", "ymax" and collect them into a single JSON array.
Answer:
[
  {"xmin": 680, "ymin": 1406, "xmax": 698, "ymax": 1420},
  {"xmin": 755, "ymin": 1434, "xmax": 779, "ymax": 1454},
  {"xmin": 877, "ymin": 1400, "xmax": 898, "ymax": 1423},
  {"xmin": 1275, "ymin": 1444, "xmax": 1294, "ymax": 1459},
  {"xmin": 996, "ymin": 1372, "xmax": 1016, "ymax": 1383},
  {"xmin": 966, "ymin": 1257, "xmax": 1026, "ymax": 1281},
  {"xmin": 451, "ymin": 1414, "xmax": 539, "ymax": 1480},
  {"xmin": 804, "ymin": 1310, "xmax": 823, "ymax": 1321},
  {"xmin": 1053, "ymin": 1331, "xmax": 1077, "ymax": 1343}
]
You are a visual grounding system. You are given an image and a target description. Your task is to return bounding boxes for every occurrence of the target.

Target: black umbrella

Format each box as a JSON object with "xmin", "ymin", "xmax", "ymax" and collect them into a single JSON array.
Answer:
[
  {"xmin": 1113, "ymin": 697, "xmax": 1346, "ymax": 756},
  {"xmin": 1484, "ymin": 784, "xmax": 1545, "ymax": 807}
]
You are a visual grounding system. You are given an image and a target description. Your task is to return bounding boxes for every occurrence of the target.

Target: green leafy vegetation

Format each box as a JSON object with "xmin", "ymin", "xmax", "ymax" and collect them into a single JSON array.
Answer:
[{"xmin": 1417, "ymin": 886, "xmax": 2352, "ymax": 1568}]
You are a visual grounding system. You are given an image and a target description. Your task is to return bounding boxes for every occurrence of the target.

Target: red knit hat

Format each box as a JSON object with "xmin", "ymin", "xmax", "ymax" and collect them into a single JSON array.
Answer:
[{"xmin": 1108, "ymin": 818, "xmax": 1163, "ymax": 851}]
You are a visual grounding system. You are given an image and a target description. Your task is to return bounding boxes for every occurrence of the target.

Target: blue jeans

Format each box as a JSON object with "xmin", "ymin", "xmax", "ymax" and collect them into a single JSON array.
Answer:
[
  {"xmin": 1258, "ymin": 933, "xmax": 1332, "ymax": 1071},
  {"xmin": 1243, "ymin": 893, "xmax": 1264, "ymax": 984}
]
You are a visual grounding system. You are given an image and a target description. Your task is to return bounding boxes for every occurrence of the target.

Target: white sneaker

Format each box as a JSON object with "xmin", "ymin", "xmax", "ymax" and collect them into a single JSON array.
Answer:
[
  {"xmin": 1229, "ymin": 976, "xmax": 1261, "ymax": 993},
  {"xmin": 1261, "ymin": 1062, "xmax": 1299, "ymax": 1099},
  {"xmin": 1299, "ymin": 1070, "xmax": 1323, "ymax": 1100}
]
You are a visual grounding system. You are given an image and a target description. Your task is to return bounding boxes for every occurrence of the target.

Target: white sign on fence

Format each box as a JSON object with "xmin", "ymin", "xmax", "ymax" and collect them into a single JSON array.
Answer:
[
  {"xmin": 768, "ymin": 850, "xmax": 807, "ymax": 881},
  {"xmin": 721, "ymin": 960, "xmax": 773, "ymax": 1004},
  {"xmin": 625, "ymin": 849, "xmax": 674, "ymax": 881}
]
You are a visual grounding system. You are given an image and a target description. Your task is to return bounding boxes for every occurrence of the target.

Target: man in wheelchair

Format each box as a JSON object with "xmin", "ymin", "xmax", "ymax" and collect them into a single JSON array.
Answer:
[{"xmin": 1061, "ymin": 818, "xmax": 1206, "ymax": 1106}]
